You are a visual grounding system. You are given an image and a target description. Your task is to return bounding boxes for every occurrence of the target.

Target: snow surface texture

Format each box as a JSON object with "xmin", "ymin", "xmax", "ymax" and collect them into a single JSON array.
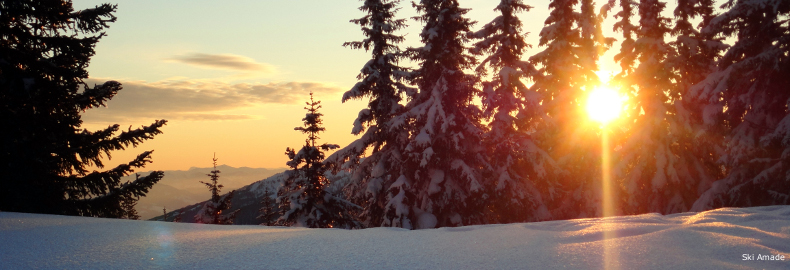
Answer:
[{"xmin": 1, "ymin": 206, "xmax": 789, "ymax": 269}]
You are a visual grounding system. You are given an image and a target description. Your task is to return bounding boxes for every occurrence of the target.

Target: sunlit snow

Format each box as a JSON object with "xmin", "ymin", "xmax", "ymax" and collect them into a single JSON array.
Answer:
[{"xmin": 1, "ymin": 206, "xmax": 789, "ymax": 269}]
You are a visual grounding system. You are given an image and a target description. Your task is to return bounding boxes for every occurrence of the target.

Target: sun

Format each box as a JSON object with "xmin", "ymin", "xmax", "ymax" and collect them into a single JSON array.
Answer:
[{"xmin": 587, "ymin": 86, "xmax": 624, "ymax": 124}]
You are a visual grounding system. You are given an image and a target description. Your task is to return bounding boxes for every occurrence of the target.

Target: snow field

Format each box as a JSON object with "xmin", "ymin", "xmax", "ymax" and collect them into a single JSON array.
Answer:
[{"xmin": 1, "ymin": 205, "xmax": 789, "ymax": 269}]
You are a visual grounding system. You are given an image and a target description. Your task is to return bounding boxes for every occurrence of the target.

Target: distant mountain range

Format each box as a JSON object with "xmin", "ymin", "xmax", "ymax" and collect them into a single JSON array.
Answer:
[
  {"xmin": 132, "ymin": 165, "xmax": 286, "ymax": 220},
  {"xmin": 149, "ymin": 170, "xmax": 352, "ymax": 225}
]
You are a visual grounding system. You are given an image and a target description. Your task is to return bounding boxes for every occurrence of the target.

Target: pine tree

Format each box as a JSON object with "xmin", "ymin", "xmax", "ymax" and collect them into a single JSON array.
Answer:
[
  {"xmin": 690, "ymin": 0, "xmax": 790, "ymax": 210},
  {"xmin": 611, "ymin": 0, "xmax": 725, "ymax": 215},
  {"xmin": 326, "ymin": 0, "xmax": 413, "ymax": 228},
  {"xmin": 612, "ymin": 0, "xmax": 679, "ymax": 214},
  {"xmin": 0, "ymin": 1, "xmax": 166, "ymax": 217},
  {"xmin": 257, "ymin": 187, "xmax": 277, "ymax": 226},
  {"xmin": 277, "ymin": 93, "xmax": 361, "ymax": 229},
  {"xmin": 120, "ymin": 196, "xmax": 139, "ymax": 220},
  {"xmin": 664, "ymin": 0, "xmax": 727, "ymax": 212},
  {"xmin": 120, "ymin": 174, "xmax": 149, "ymax": 220},
  {"xmin": 194, "ymin": 154, "xmax": 238, "ymax": 224},
  {"xmin": 381, "ymin": 0, "xmax": 489, "ymax": 229},
  {"xmin": 529, "ymin": 0, "xmax": 613, "ymax": 219},
  {"xmin": 470, "ymin": 0, "xmax": 554, "ymax": 223}
]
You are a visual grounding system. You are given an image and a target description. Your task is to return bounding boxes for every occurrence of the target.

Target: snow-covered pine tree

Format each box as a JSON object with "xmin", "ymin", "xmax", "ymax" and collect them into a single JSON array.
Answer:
[
  {"xmin": 381, "ymin": 0, "xmax": 489, "ymax": 229},
  {"xmin": 0, "ymin": 1, "xmax": 166, "ymax": 217},
  {"xmin": 611, "ymin": 0, "xmax": 677, "ymax": 214},
  {"xmin": 194, "ymin": 154, "xmax": 238, "ymax": 224},
  {"xmin": 277, "ymin": 93, "xmax": 361, "ymax": 229},
  {"xmin": 529, "ymin": 0, "xmax": 613, "ymax": 219},
  {"xmin": 325, "ymin": 0, "xmax": 412, "ymax": 228},
  {"xmin": 690, "ymin": 0, "xmax": 790, "ymax": 210},
  {"xmin": 665, "ymin": 0, "xmax": 727, "ymax": 211},
  {"xmin": 469, "ymin": 0, "xmax": 555, "ymax": 223},
  {"xmin": 257, "ymin": 187, "xmax": 277, "ymax": 226},
  {"xmin": 613, "ymin": 0, "xmax": 724, "ymax": 215}
]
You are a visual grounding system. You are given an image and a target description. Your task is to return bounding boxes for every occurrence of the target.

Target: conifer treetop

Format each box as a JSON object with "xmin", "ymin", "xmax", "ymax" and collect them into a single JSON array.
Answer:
[
  {"xmin": 296, "ymin": 93, "xmax": 326, "ymax": 148},
  {"xmin": 342, "ymin": 0, "xmax": 412, "ymax": 135},
  {"xmin": 201, "ymin": 153, "xmax": 224, "ymax": 198},
  {"xmin": 408, "ymin": 0, "xmax": 478, "ymax": 103},
  {"xmin": 195, "ymin": 154, "xmax": 237, "ymax": 225}
]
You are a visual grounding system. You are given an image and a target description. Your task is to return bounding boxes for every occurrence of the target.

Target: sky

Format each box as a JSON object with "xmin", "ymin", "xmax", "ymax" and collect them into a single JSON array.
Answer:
[{"xmin": 72, "ymin": 0, "xmax": 626, "ymax": 172}]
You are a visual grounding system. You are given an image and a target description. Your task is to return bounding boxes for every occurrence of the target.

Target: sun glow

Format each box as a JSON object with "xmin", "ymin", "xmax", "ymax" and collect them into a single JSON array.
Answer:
[
  {"xmin": 587, "ymin": 84, "xmax": 623, "ymax": 269},
  {"xmin": 587, "ymin": 86, "xmax": 624, "ymax": 124}
]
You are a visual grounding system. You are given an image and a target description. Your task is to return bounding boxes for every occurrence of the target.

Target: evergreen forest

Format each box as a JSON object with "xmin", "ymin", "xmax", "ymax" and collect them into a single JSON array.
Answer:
[{"xmin": 1, "ymin": 0, "xmax": 788, "ymax": 230}]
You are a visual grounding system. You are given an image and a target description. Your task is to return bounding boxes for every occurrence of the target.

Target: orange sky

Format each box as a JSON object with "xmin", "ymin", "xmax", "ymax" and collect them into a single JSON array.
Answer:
[{"xmin": 74, "ymin": 0, "xmax": 635, "ymax": 171}]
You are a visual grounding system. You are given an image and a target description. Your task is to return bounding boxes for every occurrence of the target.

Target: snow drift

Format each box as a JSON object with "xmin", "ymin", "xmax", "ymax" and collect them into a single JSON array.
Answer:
[{"xmin": 1, "ymin": 206, "xmax": 788, "ymax": 269}]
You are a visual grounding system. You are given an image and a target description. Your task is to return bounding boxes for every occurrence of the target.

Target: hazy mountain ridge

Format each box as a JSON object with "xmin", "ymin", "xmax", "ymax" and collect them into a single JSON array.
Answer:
[
  {"xmin": 133, "ymin": 166, "xmax": 287, "ymax": 219},
  {"xmin": 150, "ymin": 170, "xmax": 353, "ymax": 225}
]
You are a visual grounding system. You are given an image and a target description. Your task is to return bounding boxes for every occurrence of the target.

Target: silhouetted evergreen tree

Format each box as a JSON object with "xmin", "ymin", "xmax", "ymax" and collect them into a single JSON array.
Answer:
[
  {"xmin": 195, "ymin": 154, "xmax": 238, "ymax": 224},
  {"xmin": 120, "ymin": 196, "xmax": 139, "ymax": 220},
  {"xmin": 470, "ymin": 0, "xmax": 555, "ymax": 223},
  {"xmin": 0, "ymin": 0, "xmax": 166, "ymax": 217},
  {"xmin": 257, "ymin": 187, "xmax": 277, "ymax": 226},
  {"xmin": 326, "ymin": 0, "xmax": 412, "ymax": 228},
  {"xmin": 690, "ymin": 0, "xmax": 790, "ymax": 210},
  {"xmin": 277, "ymin": 93, "xmax": 361, "ymax": 229}
]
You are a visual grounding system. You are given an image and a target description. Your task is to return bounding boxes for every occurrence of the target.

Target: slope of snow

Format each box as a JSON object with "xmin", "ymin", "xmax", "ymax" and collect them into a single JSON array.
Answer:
[
  {"xmin": 153, "ymin": 170, "xmax": 353, "ymax": 225},
  {"xmin": 134, "ymin": 166, "xmax": 286, "ymax": 220},
  {"xmin": 1, "ymin": 206, "xmax": 789, "ymax": 269}
]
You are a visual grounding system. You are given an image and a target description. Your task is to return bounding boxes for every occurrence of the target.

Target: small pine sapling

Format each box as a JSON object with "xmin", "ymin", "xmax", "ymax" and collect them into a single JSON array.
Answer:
[
  {"xmin": 277, "ymin": 93, "xmax": 362, "ymax": 229},
  {"xmin": 195, "ymin": 154, "xmax": 239, "ymax": 225},
  {"xmin": 258, "ymin": 187, "xmax": 277, "ymax": 226}
]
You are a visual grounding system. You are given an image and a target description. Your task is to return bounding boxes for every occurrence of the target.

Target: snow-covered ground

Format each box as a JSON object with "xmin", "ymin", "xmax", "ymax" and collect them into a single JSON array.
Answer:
[{"xmin": 1, "ymin": 206, "xmax": 789, "ymax": 269}]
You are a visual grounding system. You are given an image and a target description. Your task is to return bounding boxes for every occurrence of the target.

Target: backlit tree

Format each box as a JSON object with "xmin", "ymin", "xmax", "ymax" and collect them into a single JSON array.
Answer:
[
  {"xmin": 690, "ymin": 0, "xmax": 790, "ymax": 210},
  {"xmin": 470, "ymin": 0, "xmax": 555, "ymax": 223},
  {"xmin": 277, "ymin": 93, "xmax": 361, "ymax": 229},
  {"xmin": 0, "ymin": 0, "xmax": 166, "ymax": 217},
  {"xmin": 381, "ymin": 0, "xmax": 490, "ymax": 229},
  {"xmin": 530, "ymin": 0, "xmax": 613, "ymax": 218},
  {"xmin": 326, "ymin": 0, "xmax": 412, "ymax": 228},
  {"xmin": 195, "ymin": 154, "xmax": 238, "ymax": 225}
]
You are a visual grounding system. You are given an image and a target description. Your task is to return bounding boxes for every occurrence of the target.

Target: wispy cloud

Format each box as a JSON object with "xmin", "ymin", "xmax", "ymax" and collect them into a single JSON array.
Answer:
[
  {"xmin": 81, "ymin": 79, "xmax": 342, "ymax": 123},
  {"xmin": 169, "ymin": 53, "xmax": 276, "ymax": 73}
]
